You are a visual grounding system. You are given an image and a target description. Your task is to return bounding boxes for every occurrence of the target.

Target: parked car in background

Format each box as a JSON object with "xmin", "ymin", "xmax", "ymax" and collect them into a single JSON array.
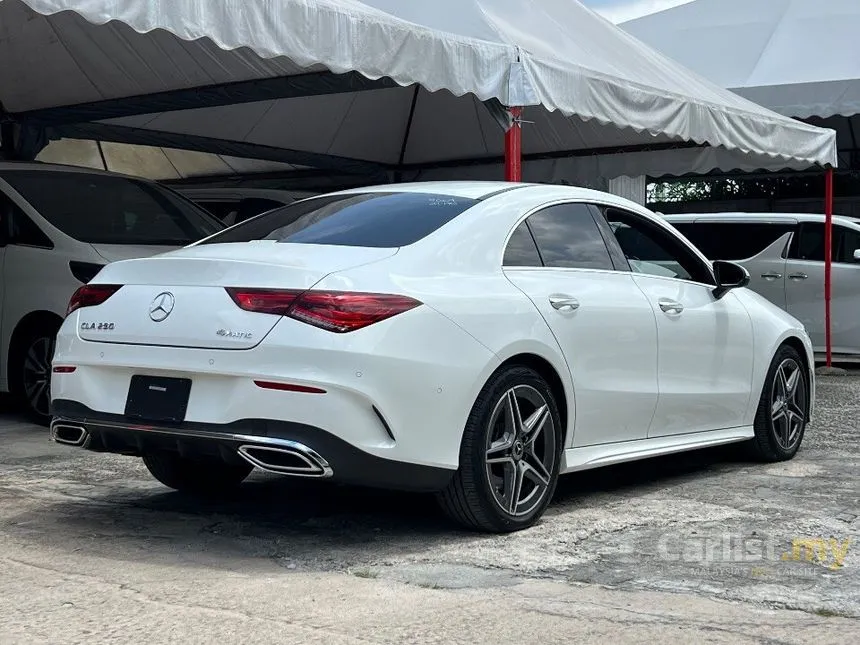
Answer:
[
  {"xmin": 664, "ymin": 213, "xmax": 860, "ymax": 361},
  {"xmin": 0, "ymin": 162, "xmax": 224, "ymax": 423},
  {"xmin": 51, "ymin": 182, "xmax": 814, "ymax": 532},
  {"xmin": 176, "ymin": 188, "xmax": 315, "ymax": 225}
]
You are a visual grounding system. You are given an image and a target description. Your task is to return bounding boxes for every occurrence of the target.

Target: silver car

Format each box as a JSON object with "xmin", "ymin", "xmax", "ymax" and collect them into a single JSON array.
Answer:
[{"xmin": 663, "ymin": 213, "xmax": 860, "ymax": 362}]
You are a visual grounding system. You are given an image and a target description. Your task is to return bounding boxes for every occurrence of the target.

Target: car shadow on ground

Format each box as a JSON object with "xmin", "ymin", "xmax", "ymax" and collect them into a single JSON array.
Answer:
[{"xmin": 4, "ymin": 438, "xmax": 747, "ymax": 571}]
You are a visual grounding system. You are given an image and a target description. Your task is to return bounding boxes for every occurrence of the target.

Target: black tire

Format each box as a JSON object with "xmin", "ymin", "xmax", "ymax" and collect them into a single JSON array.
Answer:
[
  {"xmin": 747, "ymin": 344, "xmax": 809, "ymax": 462},
  {"xmin": 9, "ymin": 320, "xmax": 61, "ymax": 426},
  {"xmin": 142, "ymin": 454, "xmax": 253, "ymax": 494},
  {"xmin": 437, "ymin": 366, "xmax": 563, "ymax": 533}
]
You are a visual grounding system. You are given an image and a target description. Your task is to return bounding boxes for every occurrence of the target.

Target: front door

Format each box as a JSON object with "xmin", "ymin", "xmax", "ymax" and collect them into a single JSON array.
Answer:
[
  {"xmin": 601, "ymin": 207, "xmax": 755, "ymax": 436},
  {"xmin": 502, "ymin": 202, "xmax": 659, "ymax": 447}
]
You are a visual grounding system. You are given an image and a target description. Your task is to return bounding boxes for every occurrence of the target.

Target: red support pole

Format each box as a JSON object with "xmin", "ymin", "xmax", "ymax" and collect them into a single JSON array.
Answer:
[
  {"xmin": 504, "ymin": 107, "xmax": 522, "ymax": 182},
  {"xmin": 824, "ymin": 166, "xmax": 834, "ymax": 367}
]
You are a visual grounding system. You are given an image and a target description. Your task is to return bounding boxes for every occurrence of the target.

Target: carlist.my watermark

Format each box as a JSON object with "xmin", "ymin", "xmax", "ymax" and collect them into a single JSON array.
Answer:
[{"xmin": 656, "ymin": 533, "xmax": 852, "ymax": 576}]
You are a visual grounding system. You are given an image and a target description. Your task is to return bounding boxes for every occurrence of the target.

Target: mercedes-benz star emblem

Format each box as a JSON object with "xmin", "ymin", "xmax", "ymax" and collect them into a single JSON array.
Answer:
[{"xmin": 149, "ymin": 292, "xmax": 175, "ymax": 322}]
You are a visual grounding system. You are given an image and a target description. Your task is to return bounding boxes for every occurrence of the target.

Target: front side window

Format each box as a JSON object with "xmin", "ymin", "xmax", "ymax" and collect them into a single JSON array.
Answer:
[
  {"xmin": 524, "ymin": 203, "xmax": 614, "ymax": 270},
  {"xmin": 672, "ymin": 222, "xmax": 794, "ymax": 261},
  {"xmin": 1, "ymin": 171, "xmax": 222, "ymax": 245},
  {"xmin": 603, "ymin": 208, "xmax": 714, "ymax": 284},
  {"xmin": 790, "ymin": 223, "xmax": 860, "ymax": 264},
  {"xmin": 199, "ymin": 192, "xmax": 478, "ymax": 248}
]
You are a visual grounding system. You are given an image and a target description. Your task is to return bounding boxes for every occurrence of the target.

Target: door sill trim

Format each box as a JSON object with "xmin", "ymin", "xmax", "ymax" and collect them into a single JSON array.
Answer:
[{"xmin": 561, "ymin": 426, "xmax": 754, "ymax": 474}]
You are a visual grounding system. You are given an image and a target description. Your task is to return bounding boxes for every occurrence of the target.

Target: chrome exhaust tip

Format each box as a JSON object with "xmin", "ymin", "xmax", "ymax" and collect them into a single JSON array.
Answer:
[
  {"xmin": 50, "ymin": 422, "xmax": 90, "ymax": 448},
  {"xmin": 237, "ymin": 442, "xmax": 332, "ymax": 478}
]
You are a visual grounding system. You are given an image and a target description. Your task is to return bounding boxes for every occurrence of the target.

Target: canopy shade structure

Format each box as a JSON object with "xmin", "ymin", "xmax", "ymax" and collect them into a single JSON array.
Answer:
[
  {"xmin": 0, "ymin": 0, "xmax": 838, "ymax": 183},
  {"xmin": 623, "ymin": 0, "xmax": 860, "ymax": 172}
]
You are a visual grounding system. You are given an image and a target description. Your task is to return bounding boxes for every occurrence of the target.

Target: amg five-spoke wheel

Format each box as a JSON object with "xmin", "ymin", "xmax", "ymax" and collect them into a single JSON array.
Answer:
[
  {"xmin": 749, "ymin": 344, "xmax": 809, "ymax": 461},
  {"xmin": 485, "ymin": 386, "xmax": 556, "ymax": 517},
  {"xmin": 770, "ymin": 357, "xmax": 807, "ymax": 452},
  {"xmin": 438, "ymin": 366, "xmax": 562, "ymax": 532}
]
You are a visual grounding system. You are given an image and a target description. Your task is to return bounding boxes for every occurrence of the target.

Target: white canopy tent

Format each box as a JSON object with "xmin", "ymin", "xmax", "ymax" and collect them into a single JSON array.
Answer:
[
  {"xmin": 623, "ymin": 0, "xmax": 860, "ymax": 170},
  {"xmin": 0, "ymin": 0, "xmax": 837, "ymax": 192}
]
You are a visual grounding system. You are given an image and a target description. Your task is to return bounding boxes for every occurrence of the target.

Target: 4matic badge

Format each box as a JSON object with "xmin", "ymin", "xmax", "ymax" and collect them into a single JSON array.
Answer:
[{"xmin": 217, "ymin": 329, "xmax": 253, "ymax": 340}]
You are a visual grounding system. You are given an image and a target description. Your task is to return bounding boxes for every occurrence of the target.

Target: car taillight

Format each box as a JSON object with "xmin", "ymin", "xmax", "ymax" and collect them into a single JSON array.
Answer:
[
  {"xmin": 225, "ymin": 288, "xmax": 421, "ymax": 333},
  {"xmin": 66, "ymin": 284, "xmax": 122, "ymax": 316},
  {"xmin": 225, "ymin": 288, "xmax": 301, "ymax": 315},
  {"xmin": 290, "ymin": 291, "xmax": 421, "ymax": 332}
]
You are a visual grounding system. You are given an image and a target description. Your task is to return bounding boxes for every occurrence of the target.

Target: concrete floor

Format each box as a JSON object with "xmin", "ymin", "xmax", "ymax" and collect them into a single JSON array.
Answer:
[{"xmin": 0, "ymin": 376, "xmax": 858, "ymax": 644}]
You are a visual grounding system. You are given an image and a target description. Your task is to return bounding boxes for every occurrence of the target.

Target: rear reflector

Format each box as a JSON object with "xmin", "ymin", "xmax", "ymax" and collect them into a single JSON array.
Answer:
[
  {"xmin": 52, "ymin": 366, "xmax": 76, "ymax": 374},
  {"xmin": 66, "ymin": 284, "xmax": 122, "ymax": 316},
  {"xmin": 226, "ymin": 288, "xmax": 421, "ymax": 333},
  {"xmin": 254, "ymin": 380, "xmax": 326, "ymax": 394}
]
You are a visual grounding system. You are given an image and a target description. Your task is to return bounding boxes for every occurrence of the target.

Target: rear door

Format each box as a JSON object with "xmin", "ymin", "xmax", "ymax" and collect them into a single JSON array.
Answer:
[
  {"xmin": 786, "ymin": 222, "xmax": 860, "ymax": 354},
  {"xmin": 502, "ymin": 202, "xmax": 659, "ymax": 447}
]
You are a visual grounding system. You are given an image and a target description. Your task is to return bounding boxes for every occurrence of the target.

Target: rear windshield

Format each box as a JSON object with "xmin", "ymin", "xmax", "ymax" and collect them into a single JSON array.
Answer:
[
  {"xmin": 198, "ymin": 192, "xmax": 479, "ymax": 248},
  {"xmin": 1, "ymin": 170, "xmax": 223, "ymax": 245}
]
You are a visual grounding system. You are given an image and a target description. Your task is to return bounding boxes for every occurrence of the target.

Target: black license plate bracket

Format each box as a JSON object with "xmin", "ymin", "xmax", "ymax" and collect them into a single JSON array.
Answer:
[{"xmin": 124, "ymin": 375, "xmax": 192, "ymax": 423}]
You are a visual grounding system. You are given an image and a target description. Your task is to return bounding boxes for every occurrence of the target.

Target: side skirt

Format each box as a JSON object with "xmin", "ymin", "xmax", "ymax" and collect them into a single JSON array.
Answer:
[{"xmin": 561, "ymin": 426, "xmax": 754, "ymax": 474}]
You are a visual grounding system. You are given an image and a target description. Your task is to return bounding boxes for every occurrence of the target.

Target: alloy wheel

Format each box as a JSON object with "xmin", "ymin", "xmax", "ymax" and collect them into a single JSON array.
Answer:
[
  {"xmin": 23, "ymin": 335, "xmax": 54, "ymax": 418},
  {"xmin": 770, "ymin": 358, "xmax": 807, "ymax": 451},
  {"xmin": 484, "ymin": 385, "xmax": 557, "ymax": 517}
]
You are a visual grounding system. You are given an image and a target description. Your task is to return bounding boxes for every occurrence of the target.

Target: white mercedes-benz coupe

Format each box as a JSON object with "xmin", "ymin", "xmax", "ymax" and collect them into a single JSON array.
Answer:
[{"xmin": 50, "ymin": 182, "xmax": 815, "ymax": 532}]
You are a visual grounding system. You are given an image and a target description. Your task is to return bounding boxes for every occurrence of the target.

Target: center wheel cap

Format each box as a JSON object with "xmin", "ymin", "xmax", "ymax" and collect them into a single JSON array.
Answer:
[{"xmin": 512, "ymin": 440, "xmax": 525, "ymax": 460}]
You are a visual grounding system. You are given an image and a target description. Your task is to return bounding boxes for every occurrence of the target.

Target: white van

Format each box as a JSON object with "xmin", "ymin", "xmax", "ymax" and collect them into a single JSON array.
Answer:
[
  {"xmin": 663, "ymin": 212, "xmax": 860, "ymax": 361},
  {"xmin": 0, "ymin": 162, "xmax": 223, "ymax": 422}
]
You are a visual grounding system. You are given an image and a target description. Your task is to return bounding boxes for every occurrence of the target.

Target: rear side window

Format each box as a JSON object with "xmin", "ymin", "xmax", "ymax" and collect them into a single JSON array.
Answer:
[
  {"xmin": 671, "ymin": 222, "xmax": 794, "ymax": 260},
  {"xmin": 503, "ymin": 222, "xmax": 542, "ymax": 266},
  {"xmin": 525, "ymin": 204, "xmax": 613, "ymax": 270},
  {"xmin": 199, "ymin": 192, "xmax": 478, "ymax": 248},
  {"xmin": 0, "ymin": 191, "xmax": 53, "ymax": 248}
]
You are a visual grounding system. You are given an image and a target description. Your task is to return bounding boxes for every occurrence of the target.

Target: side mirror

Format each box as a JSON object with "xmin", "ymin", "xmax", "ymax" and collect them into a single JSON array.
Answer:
[{"xmin": 713, "ymin": 260, "xmax": 750, "ymax": 299}]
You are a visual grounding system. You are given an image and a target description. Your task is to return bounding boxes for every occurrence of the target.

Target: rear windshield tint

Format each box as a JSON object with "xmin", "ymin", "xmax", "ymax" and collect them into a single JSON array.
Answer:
[{"xmin": 198, "ymin": 192, "xmax": 478, "ymax": 248}]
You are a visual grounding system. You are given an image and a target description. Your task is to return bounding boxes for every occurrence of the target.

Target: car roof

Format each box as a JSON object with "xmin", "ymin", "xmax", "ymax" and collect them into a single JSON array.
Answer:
[
  {"xmin": 176, "ymin": 187, "xmax": 312, "ymax": 201},
  {"xmin": 0, "ymin": 160, "xmax": 148, "ymax": 182},
  {"xmin": 663, "ymin": 211, "xmax": 860, "ymax": 228},
  {"xmin": 326, "ymin": 181, "xmax": 653, "ymax": 207}
]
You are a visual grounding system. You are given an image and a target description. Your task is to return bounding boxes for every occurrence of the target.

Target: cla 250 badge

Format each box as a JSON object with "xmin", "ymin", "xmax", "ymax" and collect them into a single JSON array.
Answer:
[{"xmin": 81, "ymin": 322, "xmax": 115, "ymax": 331}]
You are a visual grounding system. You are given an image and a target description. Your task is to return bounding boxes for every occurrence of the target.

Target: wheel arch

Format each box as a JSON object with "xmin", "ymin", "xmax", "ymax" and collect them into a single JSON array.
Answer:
[
  {"xmin": 777, "ymin": 334, "xmax": 815, "ymax": 419},
  {"xmin": 7, "ymin": 310, "xmax": 64, "ymax": 384},
  {"xmin": 489, "ymin": 350, "xmax": 573, "ymax": 447}
]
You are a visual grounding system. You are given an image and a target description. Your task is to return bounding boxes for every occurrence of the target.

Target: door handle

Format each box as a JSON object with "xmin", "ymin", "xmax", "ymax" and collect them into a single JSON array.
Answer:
[
  {"xmin": 549, "ymin": 295, "xmax": 580, "ymax": 312},
  {"xmin": 658, "ymin": 298, "xmax": 684, "ymax": 315},
  {"xmin": 788, "ymin": 272, "xmax": 809, "ymax": 280},
  {"xmin": 760, "ymin": 272, "xmax": 783, "ymax": 280}
]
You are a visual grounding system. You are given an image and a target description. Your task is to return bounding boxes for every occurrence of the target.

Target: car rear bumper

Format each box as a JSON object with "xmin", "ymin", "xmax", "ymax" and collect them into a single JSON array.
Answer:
[{"xmin": 50, "ymin": 400, "xmax": 455, "ymax": 492}]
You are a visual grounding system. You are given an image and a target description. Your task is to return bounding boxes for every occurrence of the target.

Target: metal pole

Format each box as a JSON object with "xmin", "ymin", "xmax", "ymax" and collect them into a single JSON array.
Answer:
[
  {"xmin": 504, "ymin": 107, "xmax": 522, "ymax": 182},
  {"xmin": 824, "ymin": 166, "xmax": 834, "ymax": 367}
]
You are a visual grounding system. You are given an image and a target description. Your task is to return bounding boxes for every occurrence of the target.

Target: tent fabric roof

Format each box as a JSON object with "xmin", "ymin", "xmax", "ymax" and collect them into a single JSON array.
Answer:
[
  {"xmin": 0, "ymin": 0, "xmax": 838, "ymax": 177},
  {"xmin": 623, "ymin": 0, "xmax": 860, "ymax": 120}
]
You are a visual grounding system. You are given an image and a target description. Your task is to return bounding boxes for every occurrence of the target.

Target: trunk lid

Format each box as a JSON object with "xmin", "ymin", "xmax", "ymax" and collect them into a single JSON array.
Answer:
[{"xmin": 77, "ymin": 242, "xmax": 397, "ymax": 349}]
